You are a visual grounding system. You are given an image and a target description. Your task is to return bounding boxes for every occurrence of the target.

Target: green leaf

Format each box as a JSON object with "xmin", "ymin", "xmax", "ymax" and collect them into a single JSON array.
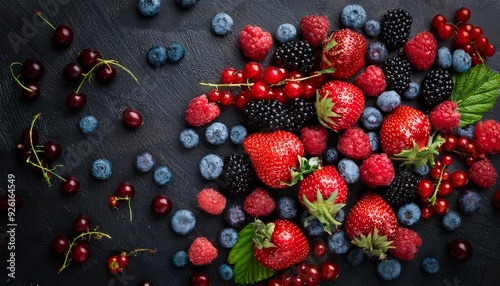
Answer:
[
  {"xmin": 451, "ymin": 64, "xmax": 500, "ymax": 127},
  {"xmin": 228, "ymin": 223, "xmax": 274, "ymax": 285}
]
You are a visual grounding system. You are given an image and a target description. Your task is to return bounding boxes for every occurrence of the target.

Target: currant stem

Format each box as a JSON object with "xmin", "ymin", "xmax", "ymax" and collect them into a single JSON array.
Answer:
[
  {"xmin": 427, "ymin": 166, "xmax": 447, "ymax": 205},
  {"xmin": 126, "ymin": 248, "xmax": 156, "ymax": 256},
  {"xmin": 112, "ymin": 197, "xmax": 133, "ymax": 222},
  {"xmin": 9, "ymin": 62, "xmax": 33, "ymax": 92},
  {"xmin": 75, "ymin": 59, "xmax": 138, "ymax": 93},
  {"xmin": 35, "ymin": 10, "xmax": 56, "ymax": 30}
]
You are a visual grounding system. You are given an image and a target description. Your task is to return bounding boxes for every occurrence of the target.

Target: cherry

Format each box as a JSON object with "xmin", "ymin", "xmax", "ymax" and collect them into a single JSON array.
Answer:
[
  {"xmin": 219, "ymin": 91, "xmax": 235, "ymax": 106},
  {"xmin": 78, "ymin": 48, "xmax": 101, "ymax": 70},
  {"xmin": 448, "ymin": 238, "xmax": 473, "ymax": 261},
  {"xmin": 61, "ymin": 176, "xmax": 80, "ymax": 195},
  {"xmin": 432, "ymin": 198, "xmax": 450, "ymax": 215},
  {"xmin": 116, "ymin": 181, "xmax": 135, "ymax": 198},
  {"xmin": 116, "ymin": 252, "xmax": 130, "ymax": 268},
  {"xmin": 320, "ymin": 261, "xmax": 339, "ymax": 281},
  {"xmin": 140, "ymin": 281, "xmax": 154, "ymax": 286},
  {"xmin": 21, "ymin": 82, "xmax": 41, "ymax": 101},
  {"xmin": 243, "ymin": 62, "xmax": 262, "ymax": 79},
  {"xmin": 18, "ymin": 148, "xmax": 33, "ymax": 163},
  {"xmin": 107, "ymin": 255, "xmax": 121, "ymax": 274},
  {"xmin": 420, "ymin": 205, "xmax": 433, "ymax": 220},
  {"xmin": 451, "ymin": 171, "xmax": 468, "ymax": 188},
  {"xmin": 43, "ymin": 140, "xmax": 62, "ymax": 162},
  {"xmin": 64, "ymin": 62, "xmax": 84, "ymax": 83},
  {"xmin": 73, "ymin": 214, "xmax": 92, "ymax": 234},
  {"xmin": 417, "ymin": 179, "xmax": 434, "ymax": 198},
  {"xmin": 455, "ymin": 7, "xmax": 472, "ymax": 23},
  {"xmin": 71, "ymin": 243, "xmax": 91, "ymax": 264},
  {"xmin": 251, "ymin": 81, "xmax": 270, "ymax": 100},
  {"xmin": 21, "ymin": 59, "xmax": 44, "ymax": 81},
  {"xmin": 283, "ymin": 81, "xmax": 304, "ymax": 99},
  {"xmin": 431, "ymin": 14, "xmax": 447, "ymax": 29},
  {"xmin": 438, "ymin": 23, "xmax": 454, "ymax": 40},
  {"xmin": 67, "ymin": 92, "xmax": 87, "ymax": 110},
  {"xmin": 35, "ymin": 11, "xmax": 74, "ymax": 48},
  {"xmin": 151, "ymin": 195, "xmax": 172, "ymax": 216},
  {"xmin": 21, "ymin": 127, "xmax": 39, "ymax": 146},
  {"xmin": 96, "ymin": 64, "xmax": 116, "ymax": 84},
  {"xmin": 267, "ymin": 277, "xmax": 284, "ymax": 286},
  {"xmin": 493, "ymin": 190, "xmax": 500, "ymax": 209},
  {"xmin": 312, "ymin": 241, "xmax": 327, "ymax": 257},
  {"xmin": 51, "ymin": 235, "xmax": 70, "ymax": 254},
  {"xmin": 122, "ymin": 107, "xmax": 143, "ymax": 128},
  {"xmin": 208, "ymin": 89, "xmax": 222, "ymax": 102},
  {"xmin": 190, "ymin": 272, "xmax": 210, "ymax": 286}
]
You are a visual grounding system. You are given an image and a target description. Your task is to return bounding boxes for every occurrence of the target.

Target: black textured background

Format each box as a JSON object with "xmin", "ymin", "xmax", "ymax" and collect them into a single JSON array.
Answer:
[{"xmin": 1, "ymin": 0, "xmax": 500, "ymax": 285}]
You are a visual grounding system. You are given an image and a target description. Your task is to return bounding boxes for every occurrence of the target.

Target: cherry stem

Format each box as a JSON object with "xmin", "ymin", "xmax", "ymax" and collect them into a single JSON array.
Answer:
[
  {"xmin": 126, "ymin": 248, "xmax": 156, "ymax": 257},
  {"xmin": 9, "ymin": 62, "xmax": 33, "ymax": 92},
  {"xmin": 35, "ymin": 10, "xmax": 56, "ymax": 30},
  {"xmin": 427, "ymin": 166, "xmax": 447, "ymax": 205},
  {"xmin": 75, "ymin": 59, "xmax": 139, "ymax": 94},
  {"xmin": 58, "ymin": 229, "xmax": 112, "ymax": 274},
  {"xmin": 113, "ymin": 196, "xmax": 133, "ymax": 222}
]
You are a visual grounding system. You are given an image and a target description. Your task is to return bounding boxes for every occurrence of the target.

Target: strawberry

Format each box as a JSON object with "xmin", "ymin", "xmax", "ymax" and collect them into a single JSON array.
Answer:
[
  {"xmin": 320, "ymin": 28, "xmax": 367, "ymax": 79},
  {"xmin": 403, "ymin": 31, "xmax": 437, "ymax": 71},
  {"xmin": 429, "ymin": 100, "xmax": 461, "ymax": 132},
  {"xmin": 344, "ymin": 192, "xmax": 398, "ymax": 259},
  {"xmin": 184, "ymin": 94, "xmax": 221, "ymax": 126},
  {"xmin": 253, "ymin": 219, "xmax": 310, "ymax": 270},
  {"xmin": 298, "ymin": 165, "xmax": 348, "ymax": 233},
  {"xmin": 242, "ymin": 130, "xmax": 317, "ymax": 189},
  {"xmin": 300, "ymin": 15, "xmax": 330, "ymax": 47},
  {"xmin": 315, "ymin": 80, "xmax": 364, "ymax": 132},
  {"xmin": 239, "ymin": 25, "xmax": 273, "ymax": 61}
]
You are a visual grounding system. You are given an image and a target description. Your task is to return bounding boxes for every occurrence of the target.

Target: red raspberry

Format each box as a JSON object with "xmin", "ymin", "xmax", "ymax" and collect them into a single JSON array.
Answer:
[
  {"xmin": 388, "ymin": 227, "xmax": 422, "ymax": 261},
  {"xmin": 337, "ymin": 127, "xmax": 372, "ymax": 160},
  {"xmin": 359, "ymin": 153, "xmax": 395, "ymax": 188},
  {"xmin": 196, "ymin": 188, "xmax": 227, "ymax": 215},
  {"xmin": 184, "ymin": 94, "xmax": 221, "ymax": 126},
  {"xmin": 473, "ymin": 119, "xmax": 500, "ymax": 155},
  {"xmin": 467, "ymin": 158, "xmax": 497, "ymax": 189},
  {"xmin": 354, "ymin": 65, "xmax": 386, "ymax": 97},
  {"xmin": 403, "ymin": 31, "xmax": 437, "ymax": 71},
  {"xmin": 300, "ymin": 15, "xmax": 330, "ymax": 47},
  {"xmin": 300, "ymin": 125, "xmax": 329, "ymax": 156},
  {"xmin": 243, "ymin": 187, "xmax": 276, "ymax": 217},
  {"xmin": 188, "ymin": 237, "xmax": 218, "ymax": 266},
  {"xmin": 239, "ymin": 25, "xmax": 273, "ymax": 61},
  {"xmin": 429, "ymin": 100, "xmax": 461, "ymax": 131}
]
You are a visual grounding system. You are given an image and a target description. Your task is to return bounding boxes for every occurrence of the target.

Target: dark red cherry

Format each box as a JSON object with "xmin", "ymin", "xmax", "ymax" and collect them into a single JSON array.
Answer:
[
  {"xmin": 61, "ymin": 176, "xmax": 80, "ymax": 195},
  {"xmin": 51, "ymin": 235, "xmax": 70, "ymax": 254},
  {"xmin": 21, "ymin": 82, "xmax": 41, "ymax": 101},
  {"xmin": 116, "ymin": 181, "xmax": 135, "ymax": 198},
  {"xmin": 77, "ymin": 48, "xmax": 101, "ymax": 70},
  {"xmin": 0, "ymin": 195, "xmax": 22, "ymax": 212},
  {"xmin": 71, "ymin": 243, "xmax": 91, "ymax": 263},
  {"xmin": 53, "ymin": 25, "xmax": 74, "ymax": 48},
  {"xmin": 21, "ymin": 127, "xmax": 39, "ymax": 146},
  {"xmin": 190, "ymin": 272, "xmax": 210, "ymax": 286},
  {"xmin": 73, "ymin": 214, "xmax": 91, "ymax": 234},
  {"xmin": 449, "ymin": 238, "xmax": 473, "ymax": 261},
  {"xmin": 67, "ymin": 92, "xmax": 87, "ymax": 110},
  {"xmin": 43, "ymin": 140, "xmax": 62, "ymax": 162},
  {"xmin": 96, "ymin": 64, "xmax": 116, "ymax": 84},
  {"xmin": 151, "ymin": 195, "xmax": 173, "ymax": 216},
  {"xmin": 139, "ymin": 281, "xmax": 154, "ymax": 286},
  {"xmin": 116, "ymin": 252, "xmax": 130, "ymax": 268},
  {"xmin": 63, "ymin": 62, "xmax": 84, "ymax": 83},
  {"xmin": 18, "ymin": 148, "xmax": 33, "ymax": 163},
  {"xmin": 122, "ymin": 107, "xmax": 143, "ymax": 128},
  {"xmin": 21, "ymin": 59, "xmax": 44, "ymax": 81}
]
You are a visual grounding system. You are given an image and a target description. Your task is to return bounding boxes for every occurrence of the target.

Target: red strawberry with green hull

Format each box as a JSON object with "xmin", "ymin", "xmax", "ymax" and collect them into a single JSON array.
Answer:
[
  {"xmin": 298, "ymin": 165, "xmax": 348, "ymax": 233},
  {"xmin": 344, "ymin": 192, "xmax": 398, "ymax": 259}
]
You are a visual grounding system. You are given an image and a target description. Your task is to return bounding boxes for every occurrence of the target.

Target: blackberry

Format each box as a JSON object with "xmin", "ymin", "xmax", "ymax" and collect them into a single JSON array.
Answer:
[
  {"xmin": 420, "ymin": 68, "xmax": 453, "ymax": 109},
  {"xmin": 220, "ymin": 153, "xmax": 255, "ymax": 197},
  {"xmin": 273, "ymin": 40, "xmax": 315, "ymax": 75},
  {"xmin": 380, "ymin": 8, "xmax": 413, "ymax": 50},
  {"xmin": 243, "ymin": 99, "xmax": 292, "ymax": 131},
  {"xmin": 287, "ymin": 98, "xmax": 317, "ymax": 132},
  {"xmin": 382, "ymin": 172, "xmax": 419, "ymax": 208},
  {"xmin": 383, "ymin": 56, "xmax": 411, "ymax": 94}
]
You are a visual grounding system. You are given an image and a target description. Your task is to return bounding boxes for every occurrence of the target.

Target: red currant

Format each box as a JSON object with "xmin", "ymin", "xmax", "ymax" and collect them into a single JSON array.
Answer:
[
  {"xmin": 219, "ymin": 91, "xmax": 234, "ymax": 106},
  {"xmin": 471, "ymin": 52, "xmax": 484, "ymax": 66},
  {"xmin": 283, "ymin": 81, "xmax": 304, "ymax": 99},
  {"xmin": 457, "ymin": 137, "xmax": 470, "ymax": 151},
  {"xmin": 420, "ymin": 205, "xmax": 433, "ymax": 220},
  {"xmin": 493, "ymin": 190, "xmax": 500, "ymax": 209},
  {"xmin": 220, "ymin": 67, "xmax": 236, "ymax": 84},
  {"xmin": 117, "ymin": 252, "xmax": 130, "ymax": 268},
  {"xmin": 312, "ymin": 241, "xmax": 327, "ymax": 257},
  {"xmin": 465, "ymin": 155, "xmax": 476, "ymax": 166},
  {"xmin": 443, "ymin": 135, "xmax": 458, "ymax": 151},
  {"xmin": 109, "ymin": 196, "xmax": 118, "ymax": 207},
  {"xmin": 430, "ymin": 166, "xmax": 443, "ymax": 180},
  {"xmin": 451, "ymin": 170, "xmax": 468, "ymax": 188},
  {"xmin": 287, "ymin": 71, "xmax": 304, "ymax": 80},
  {"xmin": 233, "ymin": 70, "xmax": 245, "ymax": 84},
  {"xmin": 483, "ymin": 44, "xmax": 496, "ymax": 57},
  {"xmin": 263, "ymin": 66, "xmax": 285, "ymax": 85},
  {"xmin": 301, "ymin": 265, "xmax": 321, "ymax": 286},
  {"xmin": 432, "ymin": 198, "xmax": 450, "ymax": 215},
  {"xmin": 437, "ymin": 182, "xmax": 453, "ymax": 197},
  {"xmin": 440, "ymin": 154, "xmax": 454, "ymax": 166},
  {"xmin": 243, "ymin": 62, "xmax": 262, "ymax": 80},
  {"xmin": 320, "ymin": 261, "xmax": 339, "ymax": 281},
  {"xmin": 267, "ymin": 277, "xmax": 284, "ymax": 286},
  {"xmin": 234, "ymin": 93, "xmax": 250, "ymax": 110},
  {"xmin": 475, "ymin": 36, "xmax": 489, "ymax": 50},
  {"xmin": 51, "ymin": 235, "xmax": 70, "ymax": 254},
  {"xmin": 122, "ymin": 107, "xmax": 143, "ymax": 128},
  {"xmin": 455, "ymin": 29, "xmax": 472, "ymax": 46},
  {"xmin": 208, "ymin": 89, "xmax": 222, "ymax": 102},
  {"xmin": 251, "ymin": 81, "xmax": 270, "ymax": 100},
  {"xmin": 307, "ymin": 71, "xmax": 328, "ymax": 88},
  {"xmin": 471, "ymin": 26, "xmax": 483, "ymax": 39},
  {"xmin": 438, "ymin": 23, "xmax": 455, "ymax": 40},
  {"xmin": 71, "ymin": 243, "xmax": 91, "ymax": 264},
  {"xmin": 431, "ymin": 14, "xmax": 447, "ymax": 29},
  {"xmin": 302, "ymin": 83, "xmax": 316, "ymax": 100},
  {"xmin": 455, "ymin": 7, "xmax": 472, "ymax": 23},
  {"xmin": 418, "ymin": 179, "xmax": 434, "ymax": 198}
]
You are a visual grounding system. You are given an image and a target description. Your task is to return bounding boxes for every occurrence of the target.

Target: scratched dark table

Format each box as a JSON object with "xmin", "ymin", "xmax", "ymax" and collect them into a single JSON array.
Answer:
[{"xmin": 1, "ymin": 0, "xmax": 500, "ymax": 285}]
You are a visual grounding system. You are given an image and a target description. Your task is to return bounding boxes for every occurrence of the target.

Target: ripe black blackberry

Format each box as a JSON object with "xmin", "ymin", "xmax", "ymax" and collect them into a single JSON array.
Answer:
[
  {"xmin": 420, "ymin": 68, "xmax": 453, "ymax": 109},
  {"xmin": 381, "ymin": 8, "xmax": 413, "ymax": 50},
  {"xmin": 383, "ymin": 56, "xmax": 412, "ymax": 94},
  {"xmin": 382, "ymin": 172, "xmax": 419, "ymax": 208},
  {"xmin": 273, "ymin": 40, "xmax": 315, "ymax": 75},
  {"xmin": 220, "ymin": 153, "xmax": 255, "ymax": 197},
  {"xmin": 243, "ymin": 99, "xmax": 292, "ymax": 131},
  {"xmin": 287, "ymin": 98, "xmax": 317, "ymax": 133}
]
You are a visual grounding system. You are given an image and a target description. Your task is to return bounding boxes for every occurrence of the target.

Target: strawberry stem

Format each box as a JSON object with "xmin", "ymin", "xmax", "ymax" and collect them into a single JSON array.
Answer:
[
  {"xmin": 9, "ymin": 62, "xmax": 33, "ymax": 92},
  {"xmin": 302, "ymin": 190, "xmax": 345, "ymax": 235},
  {"xmin": 284, "ymin": 156, "xmax": 320, "ymax": 186}
]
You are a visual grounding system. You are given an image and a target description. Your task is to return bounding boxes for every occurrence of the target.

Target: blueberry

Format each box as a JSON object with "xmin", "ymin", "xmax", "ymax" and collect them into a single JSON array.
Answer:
[
  {"xmin": 327, "ymin": 230, "xmax": 351, "ymax": 254},
  {"xmin": 361, "ymin": 107, "xmax": 383, "ymax": 130},
  {"xmin": 275, "ymin": 23, "xmax": 297, "ymax": 44},
  {"xmin": 199, "ymin": 154, "xmax": 224, "ymax": 180},
  {"xmin": 276, "ymin": 197, "xmax": 298, "ymax": 219},
  {"xmin": 457, "ymin": 125, "xmax": 475, "ymax": 140},
  {"xmin": 377, "ymin": 91, "xmax": 401, "ymax": 113},
  {"xmin": 346, "ymin": 247, "xmax": 366, "ymax": 266},
  {"xmin": 172, "ymin": 250, "xmax": 188, "ymax": 267},
  {"xmin": 136, "ymin": 152, "xmax": 155, "ymax": 172},
  {"xmin": 79, "ymin": 115, "xmax": 98, "ymax": 134},
  {"xmin": 147, "ymin": 45, "xmax": 167, "ymax": 67},
  {"xmin": 205, "ymin": 122, "xmax": 228, "ymax": 146},
  {"xmin": 421, "ymin": 257, "xmax": 440, "ymax": 274},
  {"xmin": 224, "ymin": 204, "xmax": 246, "ymax": 228},
  {"xmin": 442, "ymin": 211, "xmax": 461, "ymax": 231},
  {"xmin": 397, "ymin": 202, "xmax": 421, "ymax": 226},
  {"xmin": 153, "ymin": 165, "xmax": 172, "ymax": 186},
  {"xmin": 341, "ymin": 4, "xmax": 367, "ymax": 30},
  {"xmin": 230, "ymin": 125, "xmax": 247, "ymax": 145},
  {"xmin": 337, "ymin": 158, "xmax": 360, "ymax": 184},
  {"xmin": 458, "ymin": 190, "xmax": 483, "ymax": 215},
  {"xmin": 301, "ymin": 211, "xmax": 324, "ymax": 236},
  {"xmin": 452, "ymin": 49, "xmax": 472, "ymax": 73},
  {"xmin": 219, "ymin": 227, "xmax": 238, "ymax": 248},
  {"xmin": 403, "ymin": 81, "xmax": 421, "ymax": 100},
  {"xmin": 176, "ymin": 0, "xmax": 198, "ymax": 9},
  {"xmin": 166, "ymin": 43, "xmax": 185, "ymax": 63},
  {"xmin": 137, "ymin": 0, "xmax": 161, "ymax": 17},
  {"xmin": 377, "ymin": 258, "xmax": 401, "ymax": 281},
  {"xmin": 212, "ymin": 13, "xmax": 234, "ymax": 36},
  {"xmin": 335, "ymin": 208, "xmax": 346, "ymax": 224},
  {"xmin": 171, "ymin": 209, "xmax": 196, "ymax": 235},
  {"xmin": 413, "ymin": 163, "xmax": 430, "ymax": 176},
  {"xmin": 367, "ymin": 131, "xmax": 380, "ymax": 152},
  {"xmin": 366, "ymin": 42, "xmax": 388, "ymax": 64},
  {"xmin": 437, "ymin": 47, "xmax": 452, "ymax": 69},
  {"xmin": 219, "ymin": 264, "xmax": 234, "ymax": 281},
  {"xmin": 91, "ymin": 158, "xmax": 112, "ymax": 180},
  {"xmin": 323, "ymin": 147, "xmax": 339, "ymax": 164},
  {"xmin": 179, "ymin": 128, "xmax": 199, "ymax": 148},
  {"xmin": 364, "ymin": 20, "xmax": 381, "ymax": 37}
]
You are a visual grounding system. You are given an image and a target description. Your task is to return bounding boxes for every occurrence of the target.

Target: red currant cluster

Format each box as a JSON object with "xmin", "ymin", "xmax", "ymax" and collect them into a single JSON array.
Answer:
[
  {"xmin": 432, "ymin": 6, "xmax": 496, "ymax": 65},
  {"xmin": 108, "ymin": 181, "xmax": 136, "ymax": 221},
  {"xmin": 202, "ymin": 62, "xmax": 332, "ymax": 110},
  {"xmin": 107, "ymin": 248, "xmax": 156, "ymax": 275}
]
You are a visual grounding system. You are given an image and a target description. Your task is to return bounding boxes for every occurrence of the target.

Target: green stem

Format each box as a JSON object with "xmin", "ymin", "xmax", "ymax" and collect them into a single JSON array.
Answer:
[
  {"xmin": 127, "ymin": 198, "xmax": 132, "ymax": 222},
  {"xmin": 427, "ymin": 166, "xmax": 447, "ymax": 205},
  {"xmin": 28, "ymin": 114, "xmax": 51, "ymax": 185},
  {"xmin": 126, "ymin": 248, "xmax": 156, "ymax": 256},
  {"xmin": 75, "ymin": 59, "xmax": 138, "ymax": 93},
  {"xmin": 9, "ymin": 62, "xmax": 33, "ymax": 92},
  {"xmin": 35, "ymin": 10, "xmax": 56, "ymax": 30}
]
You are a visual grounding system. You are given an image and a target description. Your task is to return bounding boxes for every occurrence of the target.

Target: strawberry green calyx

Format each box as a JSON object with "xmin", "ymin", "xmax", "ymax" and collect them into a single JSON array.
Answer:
[
  {"xmin": 351, "ymin": 228, "xmax": 395, "ymax": 260},
  {"xmin": 285, "ymin": 156, "xmax": 320, "ymax": 186},
  {"xmin": 321, "ymin": 39, "xmax": 338, "ymax": 67},
  {"xmin": 315, "ymin": 90, "xmax": 341, "ymax": 130},
  {"xmin": 252, "ymin": 219, "xmax": 276, "ymax": 249},
  {"xmin": 302, "ymin": 190, "xmax": 345, "ymax": 235},
  {"xmin": 393, "ymin": 133, "xmax": 445, "ymax": 169}
]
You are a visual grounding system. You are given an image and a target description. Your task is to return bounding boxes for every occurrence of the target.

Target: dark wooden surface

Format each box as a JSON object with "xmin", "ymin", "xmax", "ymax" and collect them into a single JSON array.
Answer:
[{"xmin": 1, "ymin": 0, "xmax": 500, "ymax": 285}]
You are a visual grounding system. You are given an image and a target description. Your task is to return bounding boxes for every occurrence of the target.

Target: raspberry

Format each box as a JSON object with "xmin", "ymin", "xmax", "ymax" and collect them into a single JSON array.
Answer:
[
  {"xmin": 403, "ymin": 31, "xmax": 437, "ymax": 71},
  {"xmin": 300, "ymin": 125, "xmax": 329, "ymax": 156},
  {"xmin": 388, "ymin": 227, "xmax": 422, "ymax": 261},
  {"xmin": 337, "ymin": 127, "xmax": 372, "ymax": 160},
  {"xmin": 473, "ymin": 119, "xmax": 500, "ymax": 155},
  {"xmin": 243, "ymin": 187, "xmax": 276, "ymax": 217},
  {"xmin": 188, "ymin": 237, "xmax": 218, "ymax": 266},
  {"xmin": 467, "ymin": 158, "xmax": 497, "ymax": 189},
  {"xmin": 184, "ymin": 94, "xmax": 221, "ymax": 126},
  {"xmin": 359, "ymin": 153, "xmax": 395, "ymax": 188},
  {"xmin": 354, "ymin": 65, "xmax": 386, "ymax": 97},
  {"xmin": 300, "ymin": 15, "xmax": 330, "ymax": 47},
  {"xmin": 197, "ymin": 188, "xmax": 227, "ymax": 215},
  {"xmin": 239, "ymin": 25, "xmax": 273, "ymax": 61},
  {"xmin": 429, "ymin": 100, "xmax": 461, "ymax": 131}
]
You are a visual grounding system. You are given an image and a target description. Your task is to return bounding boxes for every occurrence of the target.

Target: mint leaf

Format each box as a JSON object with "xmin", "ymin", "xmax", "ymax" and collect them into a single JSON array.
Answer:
[
  {"xmin": 228, "ymin": 223, "xmax": 274, "ymax": 285},
  {"xmin": 451, "ymin": 64, "xmax": 500, "ymax": 127}
]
